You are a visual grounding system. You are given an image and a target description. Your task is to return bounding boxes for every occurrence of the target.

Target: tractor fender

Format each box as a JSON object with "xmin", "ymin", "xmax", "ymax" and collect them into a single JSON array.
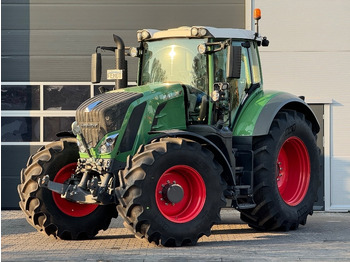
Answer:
[
  {"xmin": 150, "ymin": 129, "xmax": 236, "ymax": 186},
  {"xmin": 233, "ymin": 91, "xmax": 320, "ymax": 136}
]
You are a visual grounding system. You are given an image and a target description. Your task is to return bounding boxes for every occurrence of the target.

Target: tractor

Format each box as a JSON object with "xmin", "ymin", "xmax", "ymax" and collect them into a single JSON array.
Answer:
[{"xmin": 18, "ymin": 10, "xmax": 320, "ymax": 246}]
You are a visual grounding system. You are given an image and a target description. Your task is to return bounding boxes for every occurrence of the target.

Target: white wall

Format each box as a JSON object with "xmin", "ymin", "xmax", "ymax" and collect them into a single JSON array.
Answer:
[{"xmin": 254, "ymin": 0, "xmax": 350, "ymax": 211}]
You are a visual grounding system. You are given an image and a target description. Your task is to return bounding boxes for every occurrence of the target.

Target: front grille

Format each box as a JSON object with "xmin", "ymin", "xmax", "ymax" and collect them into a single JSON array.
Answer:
[{"xmin": 76, "ymin": 91, "xmax": 143, "ymax": 148}]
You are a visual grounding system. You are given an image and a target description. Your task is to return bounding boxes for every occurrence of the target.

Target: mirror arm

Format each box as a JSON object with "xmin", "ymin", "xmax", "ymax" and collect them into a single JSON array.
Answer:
[
  {"xmin": 96, "ymin": 46, "xmax": 116, "ymax": 52},
  {"xmin": 200, "ymin": 40, "xmax": 231, "ymax": 54}
]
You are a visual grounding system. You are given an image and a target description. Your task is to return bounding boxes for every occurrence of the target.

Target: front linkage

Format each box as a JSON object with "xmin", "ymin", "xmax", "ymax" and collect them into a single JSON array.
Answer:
[{"xmin": 39, "ymin": 157, "xmax": 118, "ymax": 205}]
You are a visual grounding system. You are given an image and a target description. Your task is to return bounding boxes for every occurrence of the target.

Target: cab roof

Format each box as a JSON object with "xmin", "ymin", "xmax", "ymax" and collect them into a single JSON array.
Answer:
[{"xmin": 137, "ymin": 26, "xmax": 259, "ymax": 42}]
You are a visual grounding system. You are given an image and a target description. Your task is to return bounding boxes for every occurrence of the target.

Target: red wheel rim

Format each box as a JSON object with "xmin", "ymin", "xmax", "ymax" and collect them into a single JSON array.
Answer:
[
  {"xmin": 52, "ymin": 163, "xmax": 98, "ymax": 217},
  {"xmin": 155, "ymin": 165, "xmax": 206, "ymax": 223},
  {"xmin": 277, "ymin": 136, "xmax": 310, "ymax": 206}
]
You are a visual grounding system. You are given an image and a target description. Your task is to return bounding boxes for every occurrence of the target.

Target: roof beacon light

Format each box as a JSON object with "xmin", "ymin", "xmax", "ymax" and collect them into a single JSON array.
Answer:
[
  {"xmin": 254, "ymin": 8, "xmax": 261, "ymax": 38},
  {"xmin": 254, "ymin": 8, "xmax": 261, "ymax": 20}
]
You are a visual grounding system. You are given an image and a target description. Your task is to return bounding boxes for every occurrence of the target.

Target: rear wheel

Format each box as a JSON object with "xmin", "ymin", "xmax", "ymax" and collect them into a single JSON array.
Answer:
[
  {"xmin": 277, "ymin": 136, "xmax": 310, "ymax": 206},
  {"xmin": 17, "ymin": 138, "xmax": 117, "ymax": 239},
  {"xmin": 240, "ymin": 110, "xmax": 320, "ymax": 231},
  {"xmin": 116, "ymin": 137, "xmax": 226, "ymax": 246}
]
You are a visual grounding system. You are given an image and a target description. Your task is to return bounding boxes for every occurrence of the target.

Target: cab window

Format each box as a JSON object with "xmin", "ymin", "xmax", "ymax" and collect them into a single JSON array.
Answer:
[
  {"xmin": 213, "ymin": 41, "xmax": 251, "ymax": 112},
  {"xmin": 247, "ymin": 42, "xmax": 262, "ymax": 84}
]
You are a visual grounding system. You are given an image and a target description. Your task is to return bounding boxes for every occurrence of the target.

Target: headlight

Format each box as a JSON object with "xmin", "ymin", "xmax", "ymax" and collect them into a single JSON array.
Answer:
[
  {"xmin": 71, "ymin": 121, "xmax": 81, "ymax": 135},
  {"xmin": 98, "ymin": 133, "xmax": 119, "ymax": 154},
  {"xmin": 197, "ymin": 43, "xmax": 207, "ymax": 54},
  {"xmin": 77, "ymin": 139, "xmax": 87, "ymax": 153}
]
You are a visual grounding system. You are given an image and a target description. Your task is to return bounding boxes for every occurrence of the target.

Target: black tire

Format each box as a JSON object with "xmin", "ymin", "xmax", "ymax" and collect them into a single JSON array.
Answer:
[
  {"xmin": 17, "ymin": 138, "xmax": 117, "ymax": 240},
  {"xmin": 240, "ymin": 110, "xmax": 320, "ymax": 231},
  {"xmin": 116, "ymin": 137, "xmax": 226, "ymax": 246}
]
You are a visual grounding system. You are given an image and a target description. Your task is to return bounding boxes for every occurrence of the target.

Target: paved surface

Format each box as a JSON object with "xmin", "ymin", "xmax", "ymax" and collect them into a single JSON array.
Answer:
[{"xmin": 1, "ymin": 209, "xmax": 350, "ymax": 261}]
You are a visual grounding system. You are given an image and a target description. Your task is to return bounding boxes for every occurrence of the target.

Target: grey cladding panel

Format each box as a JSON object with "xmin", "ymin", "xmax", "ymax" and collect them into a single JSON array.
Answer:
[
  {"xmin": 2, "ymin": 56, "xmax": 138, "ymax": 82},
  {"xmin": 2, "ymin": 0, "xmax": 245, "ymax": 82},
  {"xmin": 2, "ymin": 2, "xmax": 244, "ymax": 30},
  {"xmin": 3, "ymin": 0, "xmax": 243, "ymax": 4},
  {"xmin": 2, "ymin": 30, "xmax": 138, "ymax": 56},
  {"xmin": 1, "ymin": 145, "xmax": 42, "ymax": 209}
]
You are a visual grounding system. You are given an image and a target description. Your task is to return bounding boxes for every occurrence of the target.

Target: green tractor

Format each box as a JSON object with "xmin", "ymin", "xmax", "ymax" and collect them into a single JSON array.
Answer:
[{"xmin": 18, "ymin": 12, "xmax": 320, "ymax": 246}]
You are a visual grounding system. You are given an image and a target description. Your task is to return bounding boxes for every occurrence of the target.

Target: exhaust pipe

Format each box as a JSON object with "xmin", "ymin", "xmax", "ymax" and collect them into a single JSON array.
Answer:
[{"xmin": 113, "ymin": 34, "xmax": 127, "ymax": 89}]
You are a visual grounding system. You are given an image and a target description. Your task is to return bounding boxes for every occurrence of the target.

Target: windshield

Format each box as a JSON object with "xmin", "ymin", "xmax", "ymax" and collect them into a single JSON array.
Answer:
[{"xmin": 140, "ymin": 39, "xmax": 208, "ymax": 93}]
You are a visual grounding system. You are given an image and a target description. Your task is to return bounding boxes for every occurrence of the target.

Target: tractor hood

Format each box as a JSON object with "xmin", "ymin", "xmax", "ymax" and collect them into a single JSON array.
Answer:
[{"xmin": 76, "ymin": 83, "xmax": 186, "ymax": 156}]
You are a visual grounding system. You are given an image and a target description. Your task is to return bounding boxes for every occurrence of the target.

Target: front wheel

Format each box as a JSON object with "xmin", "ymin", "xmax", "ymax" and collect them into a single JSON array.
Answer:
[
  {"xmin": 240, "ymin": 110, "xmax": 320, "ymax": 231},
  {"xmin": 116, "ymin": 137, "xmax": 226, "ymax": 246},
  {"xmin": 17, "ymin": 138, "xmax": 117, "ymax": 239}
]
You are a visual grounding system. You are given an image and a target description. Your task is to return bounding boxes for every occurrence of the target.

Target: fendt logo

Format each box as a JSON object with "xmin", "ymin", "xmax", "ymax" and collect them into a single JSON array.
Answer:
[{"xmin": 80, "ymin": 123, "xmax": 99, "ymax": 128}]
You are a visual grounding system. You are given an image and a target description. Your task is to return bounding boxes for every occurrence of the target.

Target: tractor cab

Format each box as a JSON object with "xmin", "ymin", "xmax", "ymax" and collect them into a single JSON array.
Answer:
[{"xmin": 134, "ymin": 26, "xmax": 269, "ymax": 129}]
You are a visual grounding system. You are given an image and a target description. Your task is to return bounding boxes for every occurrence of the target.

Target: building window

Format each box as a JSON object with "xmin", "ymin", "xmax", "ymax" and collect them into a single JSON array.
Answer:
[
  {"xmin": 1, "ymin": 85, "xmax": 40, "ymax": 110},
  {"xmin": 93, "ymin": 85, "xmax": 115, "ymax": 96},
  {"xmin": 44, "ymin": 117, "xmax": 75, "ymax": 142},
  {"xmin": 44, "ymin": 85, "xmax": 90, "ymax": 110},
  {"xmin": 1, "ymin": 117, "xmax": 40, "ymax": 142},
  {"xmin": 1, "ymin": 82, "xmax": 116, "ymax": 144}
]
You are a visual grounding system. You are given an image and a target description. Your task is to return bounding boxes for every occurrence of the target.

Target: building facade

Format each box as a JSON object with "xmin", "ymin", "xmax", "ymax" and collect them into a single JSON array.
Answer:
[{"xmin": 2, "ymin": 0, "xmax": 349, "ymax": 211}]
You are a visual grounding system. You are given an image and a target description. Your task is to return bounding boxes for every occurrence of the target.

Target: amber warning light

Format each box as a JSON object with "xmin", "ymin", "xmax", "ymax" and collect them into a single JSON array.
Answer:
[
  {"xmin": 253, "ymin": 8, "xmax": 261, "ymax": 38},
  {"xmin": 254, "ymin": 8, "xmax": 261, "ymax": 20}
]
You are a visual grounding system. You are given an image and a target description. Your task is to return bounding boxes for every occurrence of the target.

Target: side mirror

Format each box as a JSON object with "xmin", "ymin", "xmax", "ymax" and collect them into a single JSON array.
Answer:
[
  {"xmin": 226, "ymin": 46, "xmax": 241, "ymax": 79},
  {"xmin": 91, "ymin": 53, "xmax": 102, "ymax": 83}
]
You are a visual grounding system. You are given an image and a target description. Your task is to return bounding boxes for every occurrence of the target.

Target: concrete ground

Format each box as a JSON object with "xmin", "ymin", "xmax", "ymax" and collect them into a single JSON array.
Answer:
[{"xmin": 1, "ymin": 209, "xmax": 350, "ymax": 261}]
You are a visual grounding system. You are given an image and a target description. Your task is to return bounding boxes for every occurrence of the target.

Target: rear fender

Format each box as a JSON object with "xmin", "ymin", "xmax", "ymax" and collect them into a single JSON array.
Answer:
[{"xmin": 233, "ymin": 91, "xmax": 320, "ymax": 136}]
